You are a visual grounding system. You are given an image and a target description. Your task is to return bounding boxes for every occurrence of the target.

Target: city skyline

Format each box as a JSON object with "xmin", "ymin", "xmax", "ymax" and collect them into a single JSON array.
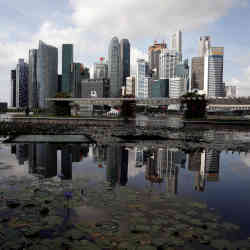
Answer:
[{"xmin": 0, "ymin": 1, "xmax": 250, "ymax": 103}]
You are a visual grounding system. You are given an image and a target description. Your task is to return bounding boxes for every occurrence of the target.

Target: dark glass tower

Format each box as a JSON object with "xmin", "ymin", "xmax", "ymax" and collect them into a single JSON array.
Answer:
[
  {"xmin": 120, "ymin": 39, "xmax": 130, "ymax": 87},
  {"xmin": 28, "ymin": 49, "xmax": 38, "ymax": 108},
  {"xmin": 10, "ymin": 70, "xmax": 16, "ymax": 107},
  {"xmin": 62, "ymin": 44, "xmax": 73, "ymax": 93}
]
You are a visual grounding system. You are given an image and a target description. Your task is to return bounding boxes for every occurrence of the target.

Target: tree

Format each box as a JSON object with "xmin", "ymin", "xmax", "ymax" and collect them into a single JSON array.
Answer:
[
  {"xmin": 181, "ymin": 92, "xmax": 207, "ymax": 119},
  {"xmin": 120, "ymin": 95, "xmax": 136, "ymax": 120},
  {"xmin": 53, "ymin": 92, "xmax": 72, "ymax": 116}
]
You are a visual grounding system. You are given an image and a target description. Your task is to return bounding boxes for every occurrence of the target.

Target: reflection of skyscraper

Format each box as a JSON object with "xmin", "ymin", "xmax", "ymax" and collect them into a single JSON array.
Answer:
[
  {"xmin": 205, "ymin": 150, "xmax": 220, "ymax": 182},
  {"xmin": 188, "ymin": 151, "xmax": 201, "ymax": 172},
  {"xmin": 106, "ymin": 145, "xmax": 122, "ymax": 187},
  {"xmin": 61, "ymin": 146, "xmax": 72, "ymax": 180},
  {"xmin": 29, "ymin": 144, "xmax": 57, "ymax": 178},
  {"xmin": 120, "ymin": 147, "xmax": 128, "ymax": 186},
  {"xmin": 16, "ymin": 144, "xmax": 28, "ymax": 165}
]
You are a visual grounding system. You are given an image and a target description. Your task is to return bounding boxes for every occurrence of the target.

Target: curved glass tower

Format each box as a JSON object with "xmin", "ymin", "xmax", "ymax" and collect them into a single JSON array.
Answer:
[{"xmin": 37, "ymin": 40, "xmax": 58, "ymax": 109}]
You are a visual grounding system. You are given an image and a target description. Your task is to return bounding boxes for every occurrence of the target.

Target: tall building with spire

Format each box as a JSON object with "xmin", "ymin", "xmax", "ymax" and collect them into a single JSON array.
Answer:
[
  {"xmin": 120, "ymin": 39, "xmax": 130, "ymax": 86},
  {"xmin": 171, "ymin": 30, "xmax": 182, "ymax": 60},
  {"xmin": 108, "ymin": 37, "xmax": 121, "ymax": 97},
  {"xmin": 37, "ymin": 40, "xmax": 58, "ymax": 109},
  {"xmin": 199, "ymin": 36, "xmax": 211, "ymax": 57}
]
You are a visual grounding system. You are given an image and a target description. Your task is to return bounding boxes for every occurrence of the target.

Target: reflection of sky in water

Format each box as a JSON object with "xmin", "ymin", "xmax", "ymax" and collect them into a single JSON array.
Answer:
[{"xmin": 1, "ymin": 143, "xmax": 250, "ymax": 234}]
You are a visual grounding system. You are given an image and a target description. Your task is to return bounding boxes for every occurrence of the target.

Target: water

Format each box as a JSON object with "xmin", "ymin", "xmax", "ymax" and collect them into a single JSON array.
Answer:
[{"xmin": 1, "ymin": 141, "xmax": 250, "ymax": 237}]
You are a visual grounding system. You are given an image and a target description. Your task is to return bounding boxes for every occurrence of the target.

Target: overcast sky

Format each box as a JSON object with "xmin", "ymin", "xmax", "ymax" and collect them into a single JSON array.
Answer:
[{"xmin": 1, "ymin": 0, "xmax": 250, "ymax": 103}]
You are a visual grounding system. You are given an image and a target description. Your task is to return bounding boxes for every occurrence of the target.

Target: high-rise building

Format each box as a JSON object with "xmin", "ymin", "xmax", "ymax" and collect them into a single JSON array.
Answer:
[
  {"xmin": 159, "ymin": 49, "xmax": 181, "ymax": 80},
  {"xmin": 199, "ymin": 36, "xmax": 211, "ymax": 57},
  {"xmin": 171, "ymin": 30, "xmax": 182, "ymax": 59},
  {"xmin": 125, "ymin": 76, "xmax": 136, "ymax": 96},
  {"xmin": 71, "ymin": 63, "xmax": 81, "ymax": 98},
  {"xmin": 191, "ymin": 57, "xmax": 204, "ymax": 90},
  {"xmin": 108, "ymin": 37, "xmax": 121, "ymax": 97},
  {"xmin": 136, "ymin": 59, "xmax": 147, "ymax": 98},
  {"xmin": 176, "ymin": 59, "xmax": 189, "ymax": 91},
  {"xmin": 80, "ymin": 64, "xmax": 90, "ymax": 80},
  {"xmin": 204, "ymin": 47, "xmax": 224, "ymax": 97},
  {"xmin": 62, "ymin": 44, "xmax": 73, "ymax": 93},
  {"xmin": 16, "ymin": 59, "xmax": 29, "ymax": 108},
  {"xmin": 120, "ymin": 39, "xmax": 130, "ymax": 86},
  {"xmin": 28, "ymin": 49, "xmax": 38, "ymax": 108},
  {"xmin": 169, "ymin": 77, "xmax": 186, "ymax": 98},
  {"xmin": 148, "ymin": 41, "xmax": 167, "ymax": 80},
  {"xmin": 225, "ymin": 84, "xmax": 237, "ymax": 98},
  {"xmin": 94, "ymin": 58, "xmax": 108, "ymax": 79},
  {"xmin": 57, "ymin": 74, "xmax": 62, "ymax": 92},
  {"xmin": 37, "ymin": 40, "xmax": 58, "ymax": 109},
  {"xmin": 10, "ymin": 70, "xmax": 16, "ymax": 107}
]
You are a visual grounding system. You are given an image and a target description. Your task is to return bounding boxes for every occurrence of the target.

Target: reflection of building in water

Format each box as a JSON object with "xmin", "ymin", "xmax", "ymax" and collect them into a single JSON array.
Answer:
[
  {"xmin": 120, "ymin": 147, "xmax": 128, "ymax": 186},
  {"xmin": 92, "ymin": 145, "xmax": 108, "ymax": 167},
  {"xmin": 205, "ymin": 150, "xmax": 220, "ymax": 182},
  {"xmin": 61, "ymin": 145, "xmax": 72, "ymax": 180},
  {"xmin": 11, "ymin": 145, "xmax": 16, "ymax": 154},
  {"xmin": 193, "ymin": 149, "xmax": 220, "ymax": 192},
  {"xmin": 29, "ymin": 144, "xmax": 57, "ymax": 178},
  {"xmin": 106, "ymin": 146, "xmax": 129, "ymax": 187},
  {"xmin": 106, "ymin": 145, "xmax": 122, "ymax": 187},
  {"xmin": 188, "ymin": 151, "xmax": 201, "ymax": 172},
  {"xmin": 16, "ymin": 144, "xmax": 28, "ymax": 165},
  {"xmin": 144, "ymin": 148, "xmax": 185, "ymax": 194}
]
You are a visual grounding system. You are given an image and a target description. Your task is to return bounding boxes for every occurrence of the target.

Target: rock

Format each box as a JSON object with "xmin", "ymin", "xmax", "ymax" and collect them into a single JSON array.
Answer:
[
  {"xmin": 118, "ymin": 241, "xmax": 137, "ymax": 250},
  {"xmin": 211, "ymin": 239, "xmax": 232, "ymax": 250},
  {"xmin": 130, "ymin": 224, "xmax": 151, "ymax": 233},
  {"xmin": 6, "ymin": 200, "xmax": 20, "ymax": 208},
  {"xmin": 40, "ymin": 207, "xmax": 50, "ymax": 216},
  {"xmin": 137, "ymin": 245, "xmax": 157, "ymax": 250}
]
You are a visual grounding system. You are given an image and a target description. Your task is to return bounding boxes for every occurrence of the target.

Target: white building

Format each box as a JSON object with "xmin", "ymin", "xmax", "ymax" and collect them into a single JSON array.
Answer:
[
  {"xmin": 126, "ymin": 76, "xmax": 135, "ymax": 96},
  {"xmin": 198, "ymin": 36, "xmax": 211, "ymax": 57},
  {"xmin": 94, "ymin": 58, "xmax": 108, "ymax": 79},
  {"xmin": 171, "ymin": 30, "xmax": 182, "ymax": 60},
  {"xmin": 225, "ymin": 84, "xmax": 237, "ymax": 98},
  {"xmin": 204, "ymin": 47, "xmax": 224, "ymax": 97},
  {"xmin": 169, "ymin": 77, "xmax": 186, "ymax": 98},
  {"xmin": 159, "ymin": 49, "xmax": 181, "ymax": 80},
  {"xmin": 136, "ymin": 59, "xmax": 147, "ymax": 98}
]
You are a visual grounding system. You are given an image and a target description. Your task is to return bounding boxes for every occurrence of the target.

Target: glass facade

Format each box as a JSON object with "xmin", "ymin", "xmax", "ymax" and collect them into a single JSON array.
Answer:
[
  {"xmin": 28, "ymin": 49, "xmax": 38, "ymax": 108},
  {"xmin": 62, "ymin": 44, "xmax": 73, "ymax": 93},
  {"xmin": 37, "ymin": 40, "xmax": 58, "ymax": 109},
  {"xmin": 108, "ymin": 37, "xmax": 121, "ymax": 97}
]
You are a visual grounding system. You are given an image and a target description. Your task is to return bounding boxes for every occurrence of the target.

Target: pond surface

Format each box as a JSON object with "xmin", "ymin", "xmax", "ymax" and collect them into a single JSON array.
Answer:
[{"xmin": 1, "ymin": 140, "xmax": 250, "ymax": 249}]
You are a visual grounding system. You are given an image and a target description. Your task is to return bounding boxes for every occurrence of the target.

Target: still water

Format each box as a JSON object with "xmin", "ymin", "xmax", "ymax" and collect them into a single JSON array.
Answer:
[{"xmin": 1, "ymin": 142, "xmax": 250, "ymax": 237}]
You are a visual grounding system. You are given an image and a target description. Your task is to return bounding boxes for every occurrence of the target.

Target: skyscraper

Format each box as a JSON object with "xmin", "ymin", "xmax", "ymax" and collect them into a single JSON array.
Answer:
[
  {"xmin": 120, "ymin": 39, "xmax": 130, "ymax": 86},
  {"xmin": 10, "ymin": 70, "xmax": 16, "ymax": 107},
  {"xmin": 169, "ymin": 77, "xmax": 186, "ymax": 98},
  {"xmin": 148, "ymin": 41, "xmax": 167, "ymax": 80},
  {"xmin": 94, "ymin": 58, "xmax": 108, "ymax": 79},
  {"xmin": 71, "ymin": 63, "xmax": 81, "ymax": 98},
  {"xmin": 16, "ymin": 59, "xmax": 29, "ymax": 108},
  {"xmin": 171, "ymin": 30, "xmax": 182, "ymax": 60},
  {"xmin": 191, "ymin": 57, "xmax": 204, "ymax": 90},
  {"xmin": 37, "ymin": 40, "xmax": 58, "ymax": 109},
  {"xmin": 199, "ymin": 36, "xmax": 211, "ymax": 57},
  {"xmin": 204, "ymin": 47, "xmax": 224, "ymax": 97},
  {"xmin": 62, "ymin": 44, "xmax": 73, "ymax": 93},
  {"xmin": 136, "ymin": 59, "xmax": 147, "ymax": 98},
  {"xmin": 159, "ymin": 49, "xmax": 181, "ymax": 80},
  {"xmin": 108, "ymin": 37, "xmax": 121, "ymax": 97},
  {"xmin": 28, "ymin": 49, "xmax": 38, "ymax": 108}
]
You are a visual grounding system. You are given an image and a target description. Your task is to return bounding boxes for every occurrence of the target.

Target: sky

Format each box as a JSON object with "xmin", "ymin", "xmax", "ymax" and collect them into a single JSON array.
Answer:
[{"xmin": 1, "ymin": 0, "xmax": 250, "ymax": 103}]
